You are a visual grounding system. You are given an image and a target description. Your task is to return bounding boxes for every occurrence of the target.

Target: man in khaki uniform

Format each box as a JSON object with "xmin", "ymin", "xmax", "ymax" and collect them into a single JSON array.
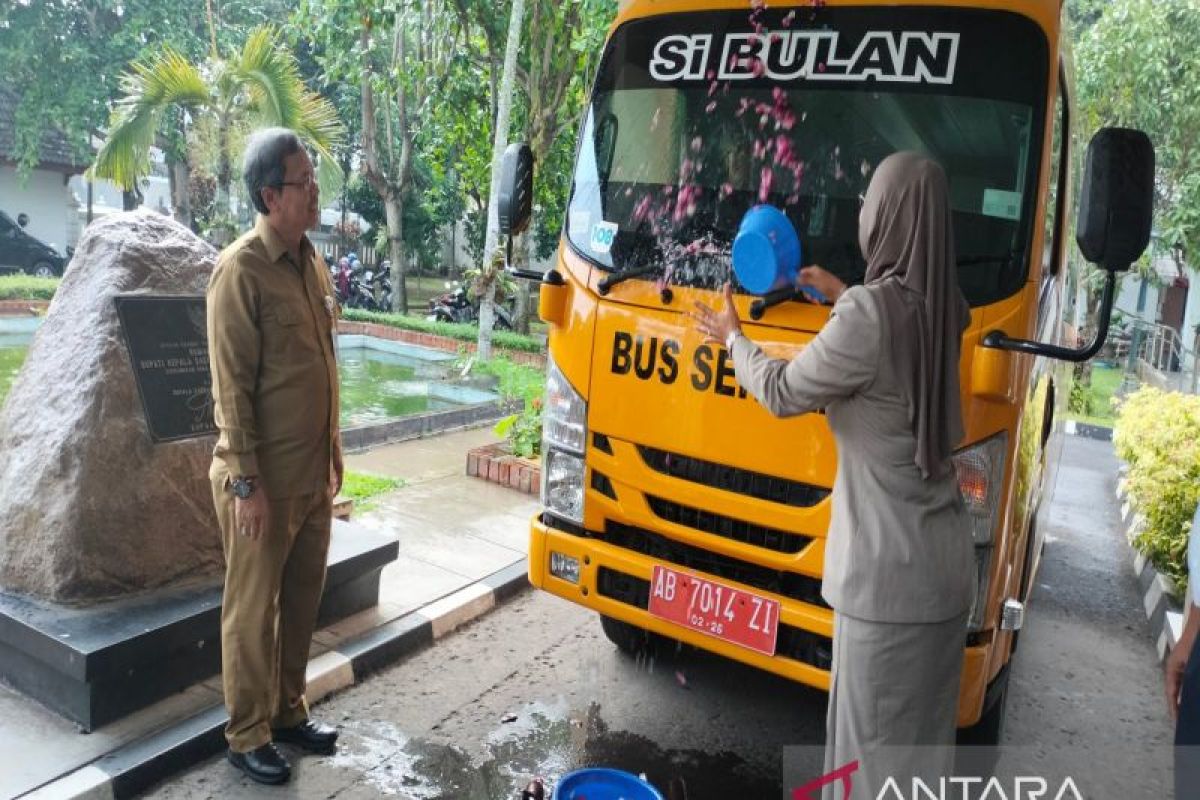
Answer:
[{"xmin": 207, "ymin": 127, "xmax": 343, "ymax": 785}]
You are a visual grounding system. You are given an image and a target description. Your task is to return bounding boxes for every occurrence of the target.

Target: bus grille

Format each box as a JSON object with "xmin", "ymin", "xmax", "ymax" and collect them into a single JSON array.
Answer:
[
  {"xmin": 637, "ymin": 445, "xmax": 830, "ymax": 508},
  {"xmin": 646, "ymin": 495, "xmax": 810, "ymax": 554},
  {"xmin": 599, "ymin": 521, "xmax": 827, "ymax": 608},
  {"xmin": 597, "ymin": 567, "xmax": 833, "ymax": 671}
]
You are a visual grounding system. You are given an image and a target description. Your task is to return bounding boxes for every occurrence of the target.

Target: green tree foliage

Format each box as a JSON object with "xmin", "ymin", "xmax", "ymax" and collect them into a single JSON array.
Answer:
[
  {"xmin": 301, "ymin": 0, "xmax": 473, "ymax": 313},
  {"xmin": 1075, "ymin": 0, "xmax": 1200, "ymax": 271},
  {"xmin": 0, "ymin": 1, "xmax": 205, "ymax": 176},
  {"xmin": 90, "ymin": 26, "xmax": 345, "ymax": 234},
  {"xmin": 519, "ymin": 0, "xmax": 615, "ymax": 261}
]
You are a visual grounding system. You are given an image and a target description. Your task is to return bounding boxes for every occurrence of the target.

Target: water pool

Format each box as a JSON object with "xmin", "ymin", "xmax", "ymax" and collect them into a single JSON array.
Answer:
[
  {"xmin": 336, "ymin": 337, "xmax": 497, "ymax": 427},
  {"xmin": 0, "ymin": 322, "xmax": 498, "ymax": 425}
]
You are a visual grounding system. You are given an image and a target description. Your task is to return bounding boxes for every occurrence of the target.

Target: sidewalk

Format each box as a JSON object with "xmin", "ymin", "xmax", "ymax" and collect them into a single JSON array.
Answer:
[{"xmin": 1, "ymin": 426, "xmax": 538, "ymax": 800}]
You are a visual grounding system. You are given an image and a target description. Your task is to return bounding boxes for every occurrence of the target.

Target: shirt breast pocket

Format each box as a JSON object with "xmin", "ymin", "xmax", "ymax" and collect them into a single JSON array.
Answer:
[{"xmin": 262, "ymin": 304, "xmax": 316, "ymax": 358}]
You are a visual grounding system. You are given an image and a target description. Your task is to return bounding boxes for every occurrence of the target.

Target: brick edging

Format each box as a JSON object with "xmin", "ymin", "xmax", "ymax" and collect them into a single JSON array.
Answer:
[
  {"xmin": 338, "ymin": 321, "xmax": 545, "ymax": 367},
  {"xmin": 0, "ymin": 300, "xmax": 48, "ymax": 316},
  {"xmin": 466, "ymin": 443, "xmax": 541, "ymax": 495}
]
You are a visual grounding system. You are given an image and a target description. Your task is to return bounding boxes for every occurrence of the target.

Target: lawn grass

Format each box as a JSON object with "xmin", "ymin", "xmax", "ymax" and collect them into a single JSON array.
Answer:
[
  {"xmin": 471, "ymin": 356, "xmax": 546, "ymax": 403},
  {"xmin": 1066, "ymin": 364, "xmax": 1123, "ymax": 427},
  {"xmin": 0, "ymin": 346, "xmax": 25, "ymax": 407},
  {"xmin": 341, "ymin": 470, "xmax": 404, "ymax": 513}
]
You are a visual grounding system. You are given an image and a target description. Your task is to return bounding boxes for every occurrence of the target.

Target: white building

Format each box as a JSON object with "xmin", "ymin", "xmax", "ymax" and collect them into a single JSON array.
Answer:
[{"xmin": 0, "ymin": 89, "xmax": 84, "ymax": 255}]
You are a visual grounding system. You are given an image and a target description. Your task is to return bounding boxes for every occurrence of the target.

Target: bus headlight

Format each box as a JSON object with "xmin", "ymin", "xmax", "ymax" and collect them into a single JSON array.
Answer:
[
  {"xmin": 541, "ymin": 356, "xmax": 587, "ymax": 525},
  {"xmin": 543, "ymin": 356, "xmax": 587, "ymax": 454},
  {"xmin": 953, "ymin": 433, "xmax": 1008, "ymax": 632},
  {"xmin": 543, "ymin": 450, "xmax": 585, "ymax": 524}
]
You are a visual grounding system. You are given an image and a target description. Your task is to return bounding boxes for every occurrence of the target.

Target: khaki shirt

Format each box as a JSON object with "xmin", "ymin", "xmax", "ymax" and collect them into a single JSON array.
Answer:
[{"xmin": 207, "ymin": 216, "xmax": 341, "ymax": 499}]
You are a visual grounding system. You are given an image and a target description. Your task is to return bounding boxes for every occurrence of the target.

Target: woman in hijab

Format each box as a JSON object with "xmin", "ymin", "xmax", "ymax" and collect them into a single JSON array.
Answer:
[{"xmin": 692, "ymin": 151, "xmax": 974, "ymax": 796}]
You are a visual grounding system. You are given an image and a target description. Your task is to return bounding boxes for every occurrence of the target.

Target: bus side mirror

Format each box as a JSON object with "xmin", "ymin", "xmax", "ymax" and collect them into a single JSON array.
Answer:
[
  {"xmin": 982, "ymin": 127, "xmax": 1156, "ymax": 363},
  {"xmin": 498, "ymin": 142, "xmax": 534, "ymax": 238},
  {"xmin": 1076, "ymin": 127, "xmax": 1154, "ymax": 272},
  {"xmin": 498, "ymin": 142, "xmax": 547, "ymax": 282}
]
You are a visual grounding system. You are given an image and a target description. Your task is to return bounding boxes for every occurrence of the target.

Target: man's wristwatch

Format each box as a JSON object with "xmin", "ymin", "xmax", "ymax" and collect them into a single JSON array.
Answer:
[
  {"xmin": 725, "ymin": 329, "xmax": 742, "ymax": 351},
  {"xmin": 231, "ymin": 476, "xmax": 257, "ymax": 500}
]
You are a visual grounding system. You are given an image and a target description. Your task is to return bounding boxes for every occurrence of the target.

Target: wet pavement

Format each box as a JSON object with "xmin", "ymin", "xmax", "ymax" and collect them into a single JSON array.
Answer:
[
  {"xmin": 142, "ymin": 434, "xmax": 1175, "ymax": 800},
  {"xmin": 148, "ymin": 589, "xmax": 813, "ymax": 800}
]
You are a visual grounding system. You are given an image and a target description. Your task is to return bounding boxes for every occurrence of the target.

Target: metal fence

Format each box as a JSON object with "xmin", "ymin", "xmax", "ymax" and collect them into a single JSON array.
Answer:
[{"xmin": 1119, "ymin": 318, "xmax": 1199, "ymax": 395}]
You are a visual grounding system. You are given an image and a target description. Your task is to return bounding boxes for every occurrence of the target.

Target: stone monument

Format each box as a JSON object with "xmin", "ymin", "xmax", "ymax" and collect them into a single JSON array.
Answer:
[
  {"xmin": 0, "ymin": 210, "xmax": 223, "ymax": 602},
  {"xmin": 0, "ymin": 209, "xmax": 397, "ymax": 733}
]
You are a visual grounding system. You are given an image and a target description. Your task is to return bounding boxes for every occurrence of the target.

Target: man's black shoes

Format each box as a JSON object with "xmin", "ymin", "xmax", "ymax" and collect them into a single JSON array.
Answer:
[
  {"xmin": 272, "ymin": 719, "xmax": 339, "ymax": 754},
  {"xmin": 227, "ymin": 743, "xmax": 291, "ymax": 785}
]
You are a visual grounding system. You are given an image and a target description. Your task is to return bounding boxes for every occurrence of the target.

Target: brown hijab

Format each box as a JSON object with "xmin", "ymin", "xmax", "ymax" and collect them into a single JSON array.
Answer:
[{"xmin": 859, "ymin": 151, "xmax": 970, "ymax": 480}]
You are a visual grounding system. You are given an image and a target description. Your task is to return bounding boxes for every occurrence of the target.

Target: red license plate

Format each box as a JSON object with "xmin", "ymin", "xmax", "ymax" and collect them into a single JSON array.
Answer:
[{"xmin": 647, "ymin": 566, "xmax": 780, "ymax": 656}]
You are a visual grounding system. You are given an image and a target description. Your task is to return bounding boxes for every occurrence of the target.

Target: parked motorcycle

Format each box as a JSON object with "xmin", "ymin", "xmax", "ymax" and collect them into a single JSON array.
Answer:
[{"xmin": 426, "ymin": 283, "xmax": 514, "ymax": 329}]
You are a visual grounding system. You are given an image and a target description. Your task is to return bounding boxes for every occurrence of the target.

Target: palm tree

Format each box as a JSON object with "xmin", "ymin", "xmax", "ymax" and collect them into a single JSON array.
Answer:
[{"xmin": 90, "ymin": 26, "xmax": 344, "ymax": 234}]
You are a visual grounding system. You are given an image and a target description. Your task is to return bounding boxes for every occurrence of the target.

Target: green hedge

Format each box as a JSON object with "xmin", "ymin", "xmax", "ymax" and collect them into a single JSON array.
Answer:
[
  {"xmin": 1114, "ymin": 386, "xmax": 1200, "ymax": 596},
  {"xmin": 340, "ymin": 308, "xmax": 543, "ymax": 353},
  {"xmin": 0, "ymin": 276, "xmax": 59, "ymax": 301}
]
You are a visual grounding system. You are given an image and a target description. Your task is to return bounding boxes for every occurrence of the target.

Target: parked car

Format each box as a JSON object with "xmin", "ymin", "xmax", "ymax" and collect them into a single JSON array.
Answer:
[{"xmin": 0, "ymin": 211, "xmax": 67, "ymax": 277}]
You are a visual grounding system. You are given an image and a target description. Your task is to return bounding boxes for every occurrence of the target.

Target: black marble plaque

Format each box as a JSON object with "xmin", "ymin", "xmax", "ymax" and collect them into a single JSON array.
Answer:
[{"xmin": 114, "ymin": 295, "xmax": 215, "ymax": 442}]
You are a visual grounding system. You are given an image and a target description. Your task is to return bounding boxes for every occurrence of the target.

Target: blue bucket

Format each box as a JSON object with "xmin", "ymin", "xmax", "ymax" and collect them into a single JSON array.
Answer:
[
  {"xmin": 552, "ymin": 768, "xmax": 665, "ymax": 800},
  {"xmin": 731, "ymin": 205, "xmax": 802, "ymax": 295}
]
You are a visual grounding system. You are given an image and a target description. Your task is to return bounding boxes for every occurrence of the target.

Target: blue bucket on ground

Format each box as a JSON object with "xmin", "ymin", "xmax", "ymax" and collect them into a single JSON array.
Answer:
[
  {"xmin": 731, "ymin": 204, "xmax": 802, "ymax": 295},
  {"xmin": 552, "ymin": 768, "xmax": 665, "ymax": 800}
]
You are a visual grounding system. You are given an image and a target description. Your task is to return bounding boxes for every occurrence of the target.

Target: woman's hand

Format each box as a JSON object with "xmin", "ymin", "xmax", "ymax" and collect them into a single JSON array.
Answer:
[
  {"xmin": 798, "ymin": 266, "xmax": 847, "ymax": 304},
  {"xmin": 1167, "ymin": 610, "xmax": 1199, "ymax": 719},
  {"xmin": 691, "ymin": 283, "xmax": 742, "ymax": 346},
  {"xmin": 1167, "ymin": 636, "xmax": 1189, "ymax": 720}
]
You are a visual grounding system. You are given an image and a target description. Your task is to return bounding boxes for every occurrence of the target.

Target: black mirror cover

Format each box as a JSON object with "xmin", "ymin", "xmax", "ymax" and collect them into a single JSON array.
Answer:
[
  {"xmin": 498, "ymin": 143, "xmax": 535, "ymax": 237},
  {"xmin": 1075, "ymin": 127, "xmax": 1154, "ymax": 272}
]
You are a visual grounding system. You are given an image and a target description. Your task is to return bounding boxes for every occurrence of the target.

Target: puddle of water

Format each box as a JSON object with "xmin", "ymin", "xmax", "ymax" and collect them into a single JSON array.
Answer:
[{"xmin": 333, "ymin": 703, "xmax": 780, "ymax": 800}]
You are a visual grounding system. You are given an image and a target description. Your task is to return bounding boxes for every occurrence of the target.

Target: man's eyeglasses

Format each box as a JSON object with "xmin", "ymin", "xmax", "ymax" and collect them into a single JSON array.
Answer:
[{"xmin": 278, "ymin": 174, "xmax": 317, "ymax": 190}]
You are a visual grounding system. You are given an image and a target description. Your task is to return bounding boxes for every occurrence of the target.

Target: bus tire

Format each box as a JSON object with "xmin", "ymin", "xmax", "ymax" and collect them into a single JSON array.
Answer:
[
  {"xmin": 957, "ymin": 664, "xmax": 1010, "ymax": 746},
  {"xmin": 600, "ymin": 614, "xmax": 660, "ymax": 656}
]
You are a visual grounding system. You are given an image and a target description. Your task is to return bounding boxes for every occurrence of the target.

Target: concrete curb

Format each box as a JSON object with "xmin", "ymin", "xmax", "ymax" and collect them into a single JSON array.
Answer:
[
  {"xmin": 18, "ymin": 559, "xmax": 531, "ymax": 800},
  {"xmin": 1062, "ymin": 419, "xmax": 1114, "ymax": 441},
  {"xmin": 1114, "ymin": 481, "xmax": 1186, "ymax": 662}
]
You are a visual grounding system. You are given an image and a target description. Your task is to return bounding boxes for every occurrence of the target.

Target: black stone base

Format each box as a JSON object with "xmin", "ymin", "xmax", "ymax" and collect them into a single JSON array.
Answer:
[{"xmin": 0, "ymin": 520, "xmax": 397, "ymax": 732}]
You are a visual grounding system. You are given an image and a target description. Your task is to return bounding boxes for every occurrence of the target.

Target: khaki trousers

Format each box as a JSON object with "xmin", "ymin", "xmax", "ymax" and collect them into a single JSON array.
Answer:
[
  {"xmin": 212, "ymin": 479, "xmax": 331, "ymax": 753},
  {"xmin": 822, "ymin": 610, "xmax": 968, "ymax": 800}
]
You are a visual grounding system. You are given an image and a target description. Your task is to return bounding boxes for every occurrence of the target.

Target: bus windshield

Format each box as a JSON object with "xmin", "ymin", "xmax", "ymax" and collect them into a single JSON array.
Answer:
[{"xmin": 566, "ymin": 6, "xmax": 1049, "ymax": 306}]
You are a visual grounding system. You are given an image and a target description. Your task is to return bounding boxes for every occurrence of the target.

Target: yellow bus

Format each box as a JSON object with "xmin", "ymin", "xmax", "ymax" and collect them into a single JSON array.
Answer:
[{"xmin": 497, "ymin": 0, "xmax": 1152, "ymax": 741}]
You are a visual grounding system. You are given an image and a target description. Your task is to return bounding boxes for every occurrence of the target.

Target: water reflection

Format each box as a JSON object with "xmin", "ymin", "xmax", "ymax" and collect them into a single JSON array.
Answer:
[{"xmin": 332, "ymin": 702, "xmax": 780, "ymax": 800}]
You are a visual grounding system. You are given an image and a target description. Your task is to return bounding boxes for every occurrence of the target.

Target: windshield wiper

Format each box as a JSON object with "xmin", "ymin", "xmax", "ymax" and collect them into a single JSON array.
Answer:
[
  {"xmin": 597, "ymin": 265, "xmax": 660, "ymax": 295},
  {"xmin": 749, "ymin": 286, "xmax": 812, "ymax": 320}
]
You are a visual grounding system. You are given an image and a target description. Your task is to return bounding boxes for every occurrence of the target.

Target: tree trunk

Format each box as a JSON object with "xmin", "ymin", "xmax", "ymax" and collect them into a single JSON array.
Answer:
[
  {"xmin": 385, "ymin": 194, "xmax": 408, "ymax": 314},
  {"xmin": 169, "ymin": 157, "xmax": 193, "ymax": 229},
  {"xmin": 216, "ymin": 116, "xmax": 232, "ymax": 218},
  {"xmin": 478, "ymin": 0, "xmax": 526, "ymax": 362},
  {"xmin": 513, "ymin": 228, "xmax": 533, "ymax": 334}
]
